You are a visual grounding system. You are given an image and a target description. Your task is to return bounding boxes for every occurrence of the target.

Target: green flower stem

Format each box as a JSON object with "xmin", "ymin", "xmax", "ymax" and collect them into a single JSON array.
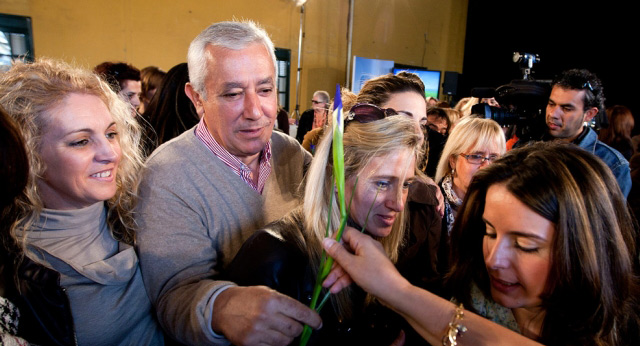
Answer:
[
  {"xmin": 314, "ymin": 183, "xmax": 382, "ymax": 312},
  {"xmin": 300, "ymin": 85, "xmax": 346, "ymax": 346},
  {"xmin": 299, "ymin": 323, "xmax": 313, "ymax": 345},
  {"xmin": 316, "ymin": 288, "xmax": 332, "ymax": 312}
]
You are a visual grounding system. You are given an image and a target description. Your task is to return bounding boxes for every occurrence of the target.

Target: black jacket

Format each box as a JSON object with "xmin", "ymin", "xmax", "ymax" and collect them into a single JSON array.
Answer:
[
  {"xmin": 1, "ymin": 250, "xmax": 76, "ymax": 346},
  {"xmin": 223, "ymin": 210, "xmax": 406, "ymax": 346},
  {"xmin": 295, "ymin": 109, "xmax": 314, "ymax": 143}
]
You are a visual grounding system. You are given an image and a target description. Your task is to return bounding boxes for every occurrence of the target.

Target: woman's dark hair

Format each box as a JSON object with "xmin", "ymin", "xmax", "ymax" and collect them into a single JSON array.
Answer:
[
  {"xmin": 599, "ymin": 105, "xmax": 635, "ymax": 159},
  {"xmin": 145, "ymin": 63, "xmax": 199, "ymax": 150},
  {"xmin": 94, "ymin": 61, "xmax": 141, "ymax": 92},
  {"xmin": 0, "ymin": 106, "xmax": 28, "ymax": 210},
  {"xmin": 427, "ymin": 106, "xmax": 452, "ymax": 130},
  {"xmin": 447, "ymin": 141, "xmax": 639, "ymax": 345},
  {"xmin": 356, "ymin": 72, "xmax": 425, "ymax": 106},
  {"xmin": 356, "ymin": 72, "xmax": 427, "ymax": 170},
  {"xmin": 0, "ymin": 106, "xmax": 29, "ymax": 257}
]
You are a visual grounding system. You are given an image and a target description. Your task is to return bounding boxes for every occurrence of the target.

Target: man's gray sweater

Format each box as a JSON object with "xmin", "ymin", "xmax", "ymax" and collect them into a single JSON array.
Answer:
[{"xmin": 135, "ymin": 128, "xmax": 311, "ymax": 345}]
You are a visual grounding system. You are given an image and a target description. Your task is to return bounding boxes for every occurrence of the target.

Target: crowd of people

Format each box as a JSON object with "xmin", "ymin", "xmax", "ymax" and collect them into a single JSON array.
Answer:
[{"xmin": 0, "ymin": 19, "xmax": 638, "ymax": 346}]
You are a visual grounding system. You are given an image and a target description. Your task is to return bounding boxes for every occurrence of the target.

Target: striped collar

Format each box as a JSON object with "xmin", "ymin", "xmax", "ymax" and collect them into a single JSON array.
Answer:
[{"xmin": 194, "ymin": 118, "xmax": 272, "ymax": 194}]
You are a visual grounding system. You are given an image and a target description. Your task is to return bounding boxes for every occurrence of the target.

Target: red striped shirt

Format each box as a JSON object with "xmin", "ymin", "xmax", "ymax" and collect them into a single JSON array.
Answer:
[{"xmin": 194, "ymin": 118, "xmax": 272, "ymax": 194}]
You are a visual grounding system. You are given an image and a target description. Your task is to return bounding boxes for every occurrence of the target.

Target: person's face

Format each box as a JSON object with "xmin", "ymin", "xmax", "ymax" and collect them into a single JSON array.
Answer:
[
  {"xmin": 119, "ymin": 79, "xmax": 141, "ymax": 111},
  {"xmin": 427, "ymin": 98, "xmax": 438, "ymax": 107},
  {"xmin": 427, "ymin": 115, "xmax": 448, "ymax": 135},
  {"xmin": 186, "ymin": 43, "xmax": 277, "ymax": 165},
  {"xmin": 546, "ymin": 86, "xmax": 597, "ymax": 142},
  {"xmin": 145, "ymin": 88, "xmax": 157, "ymax": 104},
  {"xmin": 38, "ymin": 93, "xmax": 121, "ymax": 210},
  {"xmin": 345, "ymin": 148, "xmax": 416, "ymax": 237},
  {"xmin": 311, "ymin": 95, "xmax": 328, "ymax": 113},
  {"xmin": 450, "ymin": 143, "xmax": 501, "ymax": 196},
  {"xmin": 382, "ymin": 91, "xmax": 427, "ymax": 128},
  {"xmin": 483, "ymin": 183, "xmax": 553, "ymax": 311}
]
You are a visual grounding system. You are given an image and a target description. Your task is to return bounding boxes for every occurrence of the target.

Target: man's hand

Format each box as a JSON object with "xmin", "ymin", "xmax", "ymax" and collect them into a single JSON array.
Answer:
[{"xmin": 212, "ymin": 286, "xmax": 322, "ymax": 346}]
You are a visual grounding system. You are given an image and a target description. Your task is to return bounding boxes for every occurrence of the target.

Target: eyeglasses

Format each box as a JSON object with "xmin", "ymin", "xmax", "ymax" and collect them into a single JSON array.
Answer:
[
  {"xmin": 460, "ymin": 153, "xmax": 499, "ymax": 164},
  {"xmin": 311, "ymin": 99, "xmax": 324, "ymax": 105},
  {"xmin": 345, "ymin": 103, "xmax": 411, "ymax": 127}
]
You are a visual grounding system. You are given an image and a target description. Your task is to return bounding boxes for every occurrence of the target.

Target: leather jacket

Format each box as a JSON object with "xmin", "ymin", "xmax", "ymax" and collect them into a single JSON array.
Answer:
[
  {"xmin": 1, "ymin": 250, "xmax": 77, "ymax": 346},
  {"xmin": 223, "ymin": 209, "xmax": 406, "ymax": 346}
]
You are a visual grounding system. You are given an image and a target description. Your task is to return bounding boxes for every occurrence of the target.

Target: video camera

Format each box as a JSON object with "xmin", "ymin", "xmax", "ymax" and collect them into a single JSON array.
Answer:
[{"xmin": 471, "ymin": 52, "xmax": 551, "ymax": 142}]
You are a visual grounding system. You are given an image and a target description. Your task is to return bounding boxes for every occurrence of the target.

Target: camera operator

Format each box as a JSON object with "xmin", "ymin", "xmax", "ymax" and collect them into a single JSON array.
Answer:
[{"xmin": 528, "ymin": 69, "xmax": 631, "ymax": 197}]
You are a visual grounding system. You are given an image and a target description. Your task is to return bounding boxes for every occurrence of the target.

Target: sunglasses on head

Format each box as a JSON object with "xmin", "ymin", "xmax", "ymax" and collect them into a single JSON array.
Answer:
[{"xmin": 345, "ymin": 103, "xmax": 410, "ymax": 127}]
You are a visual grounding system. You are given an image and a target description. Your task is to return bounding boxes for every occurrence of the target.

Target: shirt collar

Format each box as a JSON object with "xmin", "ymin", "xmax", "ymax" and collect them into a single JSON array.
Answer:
[{"xmin": 194, "ymin": 117, "xmax": 272, "ymax": 193}]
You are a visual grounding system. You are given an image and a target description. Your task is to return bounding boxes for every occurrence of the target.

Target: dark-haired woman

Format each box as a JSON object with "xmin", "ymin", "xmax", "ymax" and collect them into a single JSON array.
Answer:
[{"xmin": 323, "ymin": 141, "xmax": 640, "ymax": 345}]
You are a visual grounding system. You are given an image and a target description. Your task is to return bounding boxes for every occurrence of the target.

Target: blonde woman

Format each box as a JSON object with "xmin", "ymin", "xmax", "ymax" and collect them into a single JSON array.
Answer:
[
  {"xmin": 434, "ymin": 117, "xmax": 506, "ymax": 281},
  {"xmin": 0, "ymin": 59, "xmax": 163, "ymax": 345},
  {"xmin": 435, "ymin": 117, "xmax": 506, "ymax": 234},
  {"xmin": 225, "ymin": 104, "xmax": 423, "ymax": 345}
]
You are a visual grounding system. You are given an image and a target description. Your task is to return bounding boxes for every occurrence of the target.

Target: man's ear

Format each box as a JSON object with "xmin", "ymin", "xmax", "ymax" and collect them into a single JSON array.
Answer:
[
  {"xmin": 185, "ymin": 82, "xmax": 205, "ymax": 117},
  {"xmin": 583, "ymin": 107, "xmax": 599, "ymax": 123}
]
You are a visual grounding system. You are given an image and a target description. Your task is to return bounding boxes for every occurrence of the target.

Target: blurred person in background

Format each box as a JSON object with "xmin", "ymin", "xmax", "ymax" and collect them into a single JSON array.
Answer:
[
  {"xmin": 139, "ymin": 66, "xmax": 166, "ymax": 115},
  {"xmin": 296, "ymin": 90, "xmax": 330, "ymax": 143},
  {"xmin": 145, "ymin": 62, "xmax": 199, "ymax": 152},
  {"xmin": 599, "ymin": 105, "xmax": 634, "ymax": 160},
  {"xmin": 94, "ymin": 61, "xmax": 142, "ymax": 114}
]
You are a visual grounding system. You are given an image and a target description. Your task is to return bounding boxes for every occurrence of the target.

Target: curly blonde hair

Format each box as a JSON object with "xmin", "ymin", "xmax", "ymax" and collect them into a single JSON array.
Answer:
[{"xmin": 0, "ymin": 58, "xmax": 144, "ymax": 252}]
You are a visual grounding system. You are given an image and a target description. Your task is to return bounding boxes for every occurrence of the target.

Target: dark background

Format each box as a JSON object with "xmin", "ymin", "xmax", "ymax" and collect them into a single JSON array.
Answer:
[{"xmin": 459, "ymin": 0, "xmax": 638, "ymax": 133}]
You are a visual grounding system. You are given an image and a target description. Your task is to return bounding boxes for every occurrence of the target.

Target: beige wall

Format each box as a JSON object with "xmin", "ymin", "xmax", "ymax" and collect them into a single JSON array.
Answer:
[{"xmin": 1, "ymin": 0, "xmax": 468, "ymax": 112}]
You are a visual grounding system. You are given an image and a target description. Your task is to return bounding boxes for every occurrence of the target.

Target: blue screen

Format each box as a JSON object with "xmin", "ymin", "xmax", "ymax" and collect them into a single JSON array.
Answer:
[
  {"xmin": 351, "ymin": 56, "xmax": 395, "ymax": 94},
  {"xmin": 392, "ymin": 68, "xmax": 441, "ymax": 99}
]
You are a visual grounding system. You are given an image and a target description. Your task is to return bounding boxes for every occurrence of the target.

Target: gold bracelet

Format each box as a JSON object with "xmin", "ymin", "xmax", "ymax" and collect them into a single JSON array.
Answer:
[{"xmin": 442, "ymin": 304, "xmax": 467, "ymax": 346}]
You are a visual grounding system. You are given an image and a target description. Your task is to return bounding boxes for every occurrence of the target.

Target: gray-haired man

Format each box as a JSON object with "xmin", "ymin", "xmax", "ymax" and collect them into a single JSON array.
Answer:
[{"xmin": 136, "ymin": 21, "xmax": 318, "ymax": 345}]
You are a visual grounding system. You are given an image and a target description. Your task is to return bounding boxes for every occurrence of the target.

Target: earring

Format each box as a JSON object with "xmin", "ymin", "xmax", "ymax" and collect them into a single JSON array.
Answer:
[{"xmin": 451, "ymin": 168, "xmax": 456, "ymax": 177}]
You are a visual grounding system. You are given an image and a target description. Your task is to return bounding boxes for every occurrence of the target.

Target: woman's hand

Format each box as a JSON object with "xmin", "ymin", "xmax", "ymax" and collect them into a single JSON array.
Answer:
[
  {"xmin": 321, "ymin": 227, "xmax": 409, "ymax": 300},
  {"xmin": 322, "ymin": 259, "xmax": 353, "ymax": 294}
]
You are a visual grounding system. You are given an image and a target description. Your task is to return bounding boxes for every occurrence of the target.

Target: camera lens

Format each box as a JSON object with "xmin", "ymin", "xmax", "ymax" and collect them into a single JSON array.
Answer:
[{"xmin": 471, "ymin": 103, "xmax": 519, "ymax": 126}]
